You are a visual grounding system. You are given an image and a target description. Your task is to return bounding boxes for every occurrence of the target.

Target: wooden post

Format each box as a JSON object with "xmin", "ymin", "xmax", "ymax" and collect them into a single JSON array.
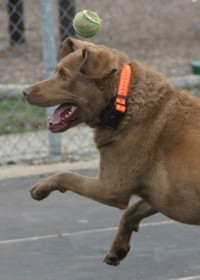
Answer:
[
  {"xmin": 58, "ymin": 0, "xmax": 76, "ymax": 42},
  {"xmin": 7, "ymin": 0, "xmax": 25, "ymax": 45}
]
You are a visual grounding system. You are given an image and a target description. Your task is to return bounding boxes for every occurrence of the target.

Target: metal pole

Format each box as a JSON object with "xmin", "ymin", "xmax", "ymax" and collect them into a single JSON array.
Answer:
[{"xmin": 40, "ymin": 0, "xmax": 61, "ymax": 158}]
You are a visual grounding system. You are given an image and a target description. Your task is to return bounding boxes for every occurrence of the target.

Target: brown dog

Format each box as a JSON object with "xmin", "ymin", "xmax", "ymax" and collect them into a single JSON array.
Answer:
[{"xmin": 23, "ymin": 37, "xmax": 200, "ymax": 266}]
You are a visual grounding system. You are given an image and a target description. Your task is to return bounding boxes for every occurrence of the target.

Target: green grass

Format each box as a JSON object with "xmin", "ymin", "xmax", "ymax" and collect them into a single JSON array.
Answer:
[{"xmin": 0, "ymin": 99, "xmax": 46, "ymax": 135}]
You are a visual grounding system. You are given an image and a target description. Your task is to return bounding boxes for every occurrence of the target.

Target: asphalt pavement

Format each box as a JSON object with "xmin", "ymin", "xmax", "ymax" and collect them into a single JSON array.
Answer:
[{"xmin": 0, "ymin": 168, "xmax": 199, "ymax": 280}]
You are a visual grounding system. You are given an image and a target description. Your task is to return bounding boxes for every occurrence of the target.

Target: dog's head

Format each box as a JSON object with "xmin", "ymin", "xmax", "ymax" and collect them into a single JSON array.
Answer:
[{"xmin": 23, "ymin": 37, "xmax": 129, "ymax": 133}]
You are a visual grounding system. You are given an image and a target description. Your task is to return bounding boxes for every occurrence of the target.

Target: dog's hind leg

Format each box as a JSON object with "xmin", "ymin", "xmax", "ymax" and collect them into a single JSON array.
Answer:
[{"xmin": 104, "ymin": 199, "xmax": 157, "ymax": 266}]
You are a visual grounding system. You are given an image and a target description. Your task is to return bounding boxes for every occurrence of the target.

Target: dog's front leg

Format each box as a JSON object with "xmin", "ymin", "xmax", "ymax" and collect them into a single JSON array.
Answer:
[
  {"xmin": 104, "ymin": 199, "xmax": 157, "ymax": 266},
  {"xmin": 30, "ymin": 171, "xmax": 129, "ymax": 209}
]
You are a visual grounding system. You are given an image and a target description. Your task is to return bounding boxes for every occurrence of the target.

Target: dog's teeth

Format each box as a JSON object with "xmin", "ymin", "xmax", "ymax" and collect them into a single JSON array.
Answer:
[
  {"xmin": 70, "ymin": 106, "xmax": 76, "ymax": 113},
  {"xmin": 69, "ymin": 106, "xmax": 76, "ymax": 115}
]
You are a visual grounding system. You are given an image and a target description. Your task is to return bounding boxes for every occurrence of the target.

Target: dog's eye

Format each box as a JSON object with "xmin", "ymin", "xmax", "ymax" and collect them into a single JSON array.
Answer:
[{"xmin": 58, "ymin": 69, "xmax": 68, "ymax": 80}]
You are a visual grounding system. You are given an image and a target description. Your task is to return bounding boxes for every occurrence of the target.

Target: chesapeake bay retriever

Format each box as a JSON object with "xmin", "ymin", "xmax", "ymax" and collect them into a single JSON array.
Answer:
[{"xmin": 23, "ymin": 37, "xmax": 200, "ymax": 266}]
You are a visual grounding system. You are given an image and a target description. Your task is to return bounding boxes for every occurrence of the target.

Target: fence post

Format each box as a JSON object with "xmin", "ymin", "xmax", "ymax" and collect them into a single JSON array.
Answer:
[{"xmin": 40, "ymin": 0, "xmax": 61, "ymax": 158}]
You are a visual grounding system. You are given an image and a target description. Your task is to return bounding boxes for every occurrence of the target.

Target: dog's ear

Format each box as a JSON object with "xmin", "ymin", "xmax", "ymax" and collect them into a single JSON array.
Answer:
[
  {"xmin": 60, "ymin": 38, "xmax": 75, "ymax": 58},
  {"xmin": 60, "ymin": 37, "xmax": 95, "ymax": 58},
  {"xmin": 80, "ymin": 47, "xmax": 119, "ymax": 79}
]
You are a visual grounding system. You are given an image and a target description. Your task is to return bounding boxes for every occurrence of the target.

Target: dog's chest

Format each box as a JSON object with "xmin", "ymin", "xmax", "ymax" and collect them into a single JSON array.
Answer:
[{"xmin": 99, "ymin": 136, "xmax": 152, "ymax": 180}]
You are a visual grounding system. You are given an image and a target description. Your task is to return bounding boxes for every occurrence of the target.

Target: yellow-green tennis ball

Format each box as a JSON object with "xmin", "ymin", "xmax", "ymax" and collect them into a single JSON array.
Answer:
[{"xmin": 73, "ymin": 10, "xmax": 102, "ymax": 38}]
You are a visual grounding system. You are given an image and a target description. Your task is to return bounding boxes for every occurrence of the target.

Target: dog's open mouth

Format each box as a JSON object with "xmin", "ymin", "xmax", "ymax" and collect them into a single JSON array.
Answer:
[{"xmin": 47, "ymin": 103, "xmax": 79, "ymax": 133}]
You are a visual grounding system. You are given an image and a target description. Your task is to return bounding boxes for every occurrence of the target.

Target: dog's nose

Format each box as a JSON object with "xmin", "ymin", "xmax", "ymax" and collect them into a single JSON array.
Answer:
[
  {"xmin": 23, "ymin": 90, "xmax": 28, "ymax": 97},
  {"xmin": 23, "ymin": 87, "xmax": 31, "ymax": 97}
]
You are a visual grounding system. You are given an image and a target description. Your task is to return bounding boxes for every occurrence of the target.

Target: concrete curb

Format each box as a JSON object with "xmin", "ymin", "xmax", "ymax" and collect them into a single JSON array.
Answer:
[{"xmin": 0, "ymin": 158, "xmax": 99, "ymax": 180}]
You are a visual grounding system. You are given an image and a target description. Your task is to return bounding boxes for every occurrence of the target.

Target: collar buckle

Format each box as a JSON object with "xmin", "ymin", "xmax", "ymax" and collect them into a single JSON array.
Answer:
[{"xmin": 100, "ymin": 96, "xmax": 125, "ymax": 129}]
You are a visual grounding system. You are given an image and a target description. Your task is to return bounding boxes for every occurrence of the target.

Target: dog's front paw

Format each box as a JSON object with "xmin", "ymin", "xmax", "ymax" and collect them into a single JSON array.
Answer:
[{"xmin": 30, "ymin": 181, "xmax": 52, "ymax": 201}]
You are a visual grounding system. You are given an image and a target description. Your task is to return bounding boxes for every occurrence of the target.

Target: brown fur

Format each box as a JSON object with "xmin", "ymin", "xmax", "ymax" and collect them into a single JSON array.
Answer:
[{"xmin": 23, "ymin": 38, "xmax": 200, "ymax": 266}]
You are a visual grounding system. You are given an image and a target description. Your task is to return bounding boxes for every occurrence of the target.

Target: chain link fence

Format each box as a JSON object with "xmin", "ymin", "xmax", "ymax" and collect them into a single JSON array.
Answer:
[{"xmin": 0, "ymin": 0, "xmax": 200, "ymax": 165}]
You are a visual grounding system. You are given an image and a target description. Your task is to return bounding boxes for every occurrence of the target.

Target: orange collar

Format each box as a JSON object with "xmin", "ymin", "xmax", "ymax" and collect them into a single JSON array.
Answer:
[
  {"xmin": 100, "ymin": 64, "xmax": 132, "ymax": 129},
  {"xmin": 115, "ymin": 63, "xmax": 132, "ymax": 113}
]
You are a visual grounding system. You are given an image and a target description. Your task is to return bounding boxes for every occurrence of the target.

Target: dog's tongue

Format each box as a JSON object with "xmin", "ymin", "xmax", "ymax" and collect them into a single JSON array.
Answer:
[
  {"xmin": 50, "ymin": 104, "xmax": 69, "ymax": 124},
  {"xmin": 47, "ymin": 103, "xmax": 78, "ymax": 132},
  {"xmin": 49, "ymin": 103, "xmax": 71, "ymax": 124}
]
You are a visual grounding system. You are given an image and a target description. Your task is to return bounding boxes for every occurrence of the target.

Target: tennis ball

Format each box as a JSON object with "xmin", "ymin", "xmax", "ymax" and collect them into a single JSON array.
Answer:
[{"xmin": 73, "ymin": 10, "xmax": 102, "ymax": 38}]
